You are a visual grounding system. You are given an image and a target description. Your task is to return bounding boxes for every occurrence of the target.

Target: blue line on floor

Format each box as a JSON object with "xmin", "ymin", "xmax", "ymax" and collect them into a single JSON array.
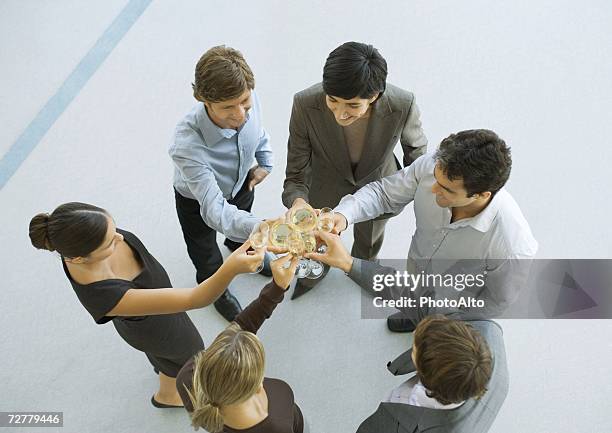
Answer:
[{"xmin": 0, "ymin": 0, "xmax": 153, "ymax": 190}]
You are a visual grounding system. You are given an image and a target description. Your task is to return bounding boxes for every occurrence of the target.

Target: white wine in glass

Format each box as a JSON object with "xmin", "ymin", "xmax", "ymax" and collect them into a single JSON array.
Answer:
[
  {"xmin": 249, "ymin": 221, "xmax": 269, "ymax": 274},
  {"xmin": 270, "ymin": 222, "xmax": 293, "ymax": 248},
  {"xmin": 290, "ymin": 206, "xmax": 318, "ymax": 232},
  {"xmin": 317, "ymin": 207, "xmax": 335, "ymax": 232},
  {"xmin": 250, "ymin": 232, "xmax": 267, "ymax": 248},
  {"xmin": 287, "ymin": 232, "xmax": 305, "ymax": 256},
  {"xmin": 287, "ymin": 233, "xmax": 310, "ymax": 279},
  {"xmin": 302, "ymin": 231, "xmax": 324, "ymax": 280},
  {"xmin": 301, "ymin": 232, "xmax": 317, "ymax": 254}
]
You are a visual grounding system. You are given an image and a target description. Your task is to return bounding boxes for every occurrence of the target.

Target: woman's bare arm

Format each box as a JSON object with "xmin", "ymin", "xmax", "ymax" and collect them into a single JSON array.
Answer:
[{"xmin": 106, "ymin": 241, "xmax": 263, "ymax": 316}]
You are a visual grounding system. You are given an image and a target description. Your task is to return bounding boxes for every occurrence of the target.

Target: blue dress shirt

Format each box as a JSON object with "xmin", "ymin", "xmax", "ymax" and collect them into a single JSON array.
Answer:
[{"xmin": 169, "ymin": 91, "xmax": 273, "ymax": 241}]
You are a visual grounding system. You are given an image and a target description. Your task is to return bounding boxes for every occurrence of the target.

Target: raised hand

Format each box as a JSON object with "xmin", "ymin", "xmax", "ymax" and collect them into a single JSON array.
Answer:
[
  {"xmin": 304, "ymin": 230, "xmax": 353, "ymax": 273},
  {"xmin": 285, "ymin": 197, "xmax": 310, "ymax": 222},
  {"xmin": 311, "ymin": 208, "xmax": 349, "ymax": 234},
  {"xmin": 270, "ymin": 254, "xmax": 299, "ymax": 289},
  {"xmin": 247, "ymin": 166, "xmax": 270, "ymax": 191},
  {"xmin": 224, "ymin": 240, "xmax": 266, "ymax": 274},
  {"xmin": 330, "ymin": 212, "xmax": 348, "ymax": 234}
]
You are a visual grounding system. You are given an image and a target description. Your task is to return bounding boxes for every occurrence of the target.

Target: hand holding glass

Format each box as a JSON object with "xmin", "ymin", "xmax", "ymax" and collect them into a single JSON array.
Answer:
[{"xmin": 248, "ymin": 222, "xmax": 269, "ymax": 274}]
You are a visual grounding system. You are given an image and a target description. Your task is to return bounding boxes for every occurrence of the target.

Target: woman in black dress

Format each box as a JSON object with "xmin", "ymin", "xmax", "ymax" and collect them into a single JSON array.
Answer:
[{"xmin": 29, "ymin": 202, "xmax": 264, "ymax": 408}]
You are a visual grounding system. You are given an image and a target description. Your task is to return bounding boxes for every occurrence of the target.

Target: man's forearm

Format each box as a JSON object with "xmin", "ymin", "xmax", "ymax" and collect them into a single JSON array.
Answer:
[
  {"xmin": 334, "ymin": 185, "xmax": 386, "ymax": 227},
  {"xmin": 200, "ymin": 199, "xmax": 259, "ymax": 242}
]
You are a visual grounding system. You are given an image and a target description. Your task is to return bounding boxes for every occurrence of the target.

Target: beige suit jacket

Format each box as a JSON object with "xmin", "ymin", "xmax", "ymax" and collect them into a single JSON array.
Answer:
[{"xmin": 282, "ymin": 82, "xmax": 427, "ymax": 209}]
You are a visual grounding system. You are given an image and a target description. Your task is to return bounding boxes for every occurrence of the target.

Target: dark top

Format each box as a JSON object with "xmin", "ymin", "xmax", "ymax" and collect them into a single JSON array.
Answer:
[
  {"xmin": 177, "ymin": 281, "xmax": 304, "ymax": 433},
  {"xmin": 62, "ymin": 228, "xmax": 171, "ymax": 324},
  {"xmin": 61, "ymin": 229, "xmax": 204, "ymax": 377}
]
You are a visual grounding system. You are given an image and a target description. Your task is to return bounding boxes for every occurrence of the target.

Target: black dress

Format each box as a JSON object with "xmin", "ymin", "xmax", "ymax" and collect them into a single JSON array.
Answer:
[{"xmin": 62, "ymin": 229, "xmax": 205, "ymax": 377}]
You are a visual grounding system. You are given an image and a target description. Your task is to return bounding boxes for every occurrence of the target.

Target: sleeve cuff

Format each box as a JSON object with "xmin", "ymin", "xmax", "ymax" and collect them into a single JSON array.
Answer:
[
  {"xmin": 333, "ymin": 205, "xmax": 353, "ymax": 227},
  {"xmin": 348, "ymin": 257, "xmax": 363, "ymax": 279},
  {"xmin": 286, "ymin": 192, "xmax": 309, "ymax": 208},
  {"xmin": 261, "ymin": 280, "xmax": 286, "ymax": 303},
  {"xmin": 257, "ymin": 162, "xmax": 273, "ymax": 173}
]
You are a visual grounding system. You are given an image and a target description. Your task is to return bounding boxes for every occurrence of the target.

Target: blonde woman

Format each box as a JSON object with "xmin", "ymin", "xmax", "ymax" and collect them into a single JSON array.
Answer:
[
  {"xmin": 177, "ymin": 254, "xmax": 306, "ymax": 433},
  {"xmin": 29, "ymin": 202, "xmax": 264, "ymax": 408}
]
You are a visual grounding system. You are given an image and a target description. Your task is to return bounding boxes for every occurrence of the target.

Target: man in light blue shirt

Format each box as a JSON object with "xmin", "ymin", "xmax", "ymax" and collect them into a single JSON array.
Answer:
[{"xmin": 169, "ymin": 46, "xmax": 273, "ymax": 321}]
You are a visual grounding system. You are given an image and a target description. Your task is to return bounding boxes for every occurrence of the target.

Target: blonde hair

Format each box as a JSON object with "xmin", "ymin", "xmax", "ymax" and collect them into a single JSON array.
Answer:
[{"xmin": 187, "ymin": 323, "xmax": 265, "ymax": 432}]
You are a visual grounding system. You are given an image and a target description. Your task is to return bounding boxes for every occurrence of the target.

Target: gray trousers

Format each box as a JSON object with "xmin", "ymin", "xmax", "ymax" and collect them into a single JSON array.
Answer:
[{"xmin": 352, "ymin": 217, "xmax": 389, "ymax": 260}]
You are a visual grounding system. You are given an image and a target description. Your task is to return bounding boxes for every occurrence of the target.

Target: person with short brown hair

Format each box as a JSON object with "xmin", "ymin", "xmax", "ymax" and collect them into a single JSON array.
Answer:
[
  {"xmin": 192, "ymin": 45, "xmax": 255, "ymax": 103},
  {"xmin": 170, "ymin": 46, "xmax": 274, "ymax": 322},
  {"xmin": 412, "ymin": 315, "xmax": 493, "ymax": 405},
  {"xmin": 357, "ymin": 315, "xmax": 507, "ymax": 433}
]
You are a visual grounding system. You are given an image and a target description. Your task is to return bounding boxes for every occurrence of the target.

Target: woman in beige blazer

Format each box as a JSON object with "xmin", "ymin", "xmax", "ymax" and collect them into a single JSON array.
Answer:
[{"xmin": 282, "ymin": 41, "xmax": 428, "ymax": 298}]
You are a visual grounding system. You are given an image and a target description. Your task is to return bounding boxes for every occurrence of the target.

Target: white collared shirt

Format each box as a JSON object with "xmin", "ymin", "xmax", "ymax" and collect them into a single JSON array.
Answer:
[
  {"xmin": 335, "ymin": 153, "xmax": 538, "ymax": 316},
  {"xmin": 386, "ymin": 376, "xmax": 464, "ymax": 410}
]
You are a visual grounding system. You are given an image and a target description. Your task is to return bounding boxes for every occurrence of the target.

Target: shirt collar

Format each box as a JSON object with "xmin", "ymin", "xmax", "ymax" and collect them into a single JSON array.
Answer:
[
  {"xmin": 410, "ymin": 381, "xmax": 464, "ymax": 410},
  {"xmin": 196, "ymin": 103, "xmax": 241, "ymax": 145},
  {"xmin": 447, "ymin": 188, "xmax": 506, "ymax": 233}
]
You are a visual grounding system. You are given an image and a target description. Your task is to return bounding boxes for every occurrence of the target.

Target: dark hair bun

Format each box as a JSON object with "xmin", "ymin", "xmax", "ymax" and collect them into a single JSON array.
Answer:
[{"xmin": 29, "ymin": 213, "xmax": 54, "ymax": 251}]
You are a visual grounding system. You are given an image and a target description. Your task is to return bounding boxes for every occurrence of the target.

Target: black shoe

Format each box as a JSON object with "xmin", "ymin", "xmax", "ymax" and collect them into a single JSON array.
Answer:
[
  {"xmin": 214, "ymin": 290, "xmax": 242, "ymax": 322},
  {"xmin": 291, "ymin": 279, "xmax": 315, "ymax": 300},
  {"xmin": 387, "ymin": 312, "xmax": 416, "ymax": 333},
  {"xmin": 223, "ymin": 238, "xmax": 241, "ymax": 252},
  {"xmin": 151, "ymin": 396, "xmax": 183, "ymax": 409}
]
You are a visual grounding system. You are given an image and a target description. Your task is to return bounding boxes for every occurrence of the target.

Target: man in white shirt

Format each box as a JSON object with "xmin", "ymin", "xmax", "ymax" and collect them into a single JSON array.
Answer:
[{"xmin": 310, "ymin": 129, "xmax": 537, "ymax": 331}]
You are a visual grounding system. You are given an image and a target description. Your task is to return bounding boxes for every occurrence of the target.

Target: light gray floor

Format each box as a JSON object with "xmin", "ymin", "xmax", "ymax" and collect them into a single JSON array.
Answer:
[{"xmin": 1, "ymin": 1, "xmax": 611, "ymax": 432}]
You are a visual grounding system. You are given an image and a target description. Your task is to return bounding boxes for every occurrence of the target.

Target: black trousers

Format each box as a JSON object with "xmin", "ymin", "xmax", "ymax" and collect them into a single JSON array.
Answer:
[{"xmin": 174, "ymin": 180, "xmax": 254, "ymax": 284}]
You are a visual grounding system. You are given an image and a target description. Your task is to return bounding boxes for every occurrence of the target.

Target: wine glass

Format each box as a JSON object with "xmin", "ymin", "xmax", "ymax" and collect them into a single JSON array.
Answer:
[
  {"xmin": 317, "ymin": 207, "xmax": 335, "ymax": 232},
  {"xmin": 288, "ymin": 204, "xmax": 318, "ymax": 232},
  {"xmin": 270, "ymin": 221, "xmax": 302, "ymax": 274},
  {"xmin": 315, "ymin": 207, "xmax": 334, "ymax": 254},
  {"xmin": 249, "ymin": 221, "xmax": 269, "ymax": 274},
  {"xmin": 301, "ymin": 231, "xmax": 324, "ymax": 279},
  {"xmin": 287, "ymin": 230, "xmax": 311, "ymax": 278},
  {"xmin": 269, "ymin": 221, "xmax": 293, "ymax": 248}
]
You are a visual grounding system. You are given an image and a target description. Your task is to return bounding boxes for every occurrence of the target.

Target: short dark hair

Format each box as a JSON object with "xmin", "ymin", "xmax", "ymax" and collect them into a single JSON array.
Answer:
[
  {"xmin": 322, "ymin": 41, "xmax": 387, "ymax": 100},
  {"xmin": 192, "ymin": 45, "xmax": 255, "ymax": 103},
  {"xmin": 29, "ymin": 202, "xmax": 109, "ymax": 258},
  {"xmin": 414, "ymin": 315, "xmax": 493, "ymax": 405},
  {"xmin": 435, "ymin": 129, "xmax": 512, "ymax": 196}
]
